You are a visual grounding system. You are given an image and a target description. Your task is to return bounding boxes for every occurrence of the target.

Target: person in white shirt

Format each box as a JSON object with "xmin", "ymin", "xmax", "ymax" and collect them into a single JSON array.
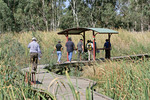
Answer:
[
  {"xmin": 87, "ymin": 40, "xmax": 93, "ymax": 61},
  {"xmin": 28, "ymin": 37, "xmax": 41, "ymax": 71}
]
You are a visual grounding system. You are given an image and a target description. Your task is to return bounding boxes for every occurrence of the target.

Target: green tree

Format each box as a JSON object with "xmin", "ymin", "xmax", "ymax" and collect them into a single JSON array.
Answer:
[{"xmin": 0, "ymin": 0, "xmax": 13, "ymax": 32}]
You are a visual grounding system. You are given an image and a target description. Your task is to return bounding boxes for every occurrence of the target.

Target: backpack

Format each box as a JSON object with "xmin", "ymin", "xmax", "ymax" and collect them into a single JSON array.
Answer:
[{"xmin": 87, "ymin": 43, "xmax": 93, "ymax": 51}]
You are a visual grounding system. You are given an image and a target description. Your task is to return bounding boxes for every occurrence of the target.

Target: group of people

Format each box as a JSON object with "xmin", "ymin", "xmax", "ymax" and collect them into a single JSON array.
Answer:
[
  {"xmin": 54, "ymin": 37, "xmax": 94, "ymax": 63},
  {"xmin": 54, "ymin": 37, "xmax": 76, "ymax": 63},
  {"xmin": 53, "ymin": 37, "xmax": 111, "ymax": 63},
  {"xmin": 28, "ymin": 37, "xmax": 111, "ymax": 71}
]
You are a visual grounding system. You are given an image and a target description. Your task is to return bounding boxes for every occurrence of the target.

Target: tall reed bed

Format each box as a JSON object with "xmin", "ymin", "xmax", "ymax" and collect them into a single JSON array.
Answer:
[
  {"xmin": 1, "ymin": 29, "xmax": 150, "ymax": 67},
  {"xmin": 0, "ymin": 32, "xmax": 93, "ymax": 100},
  {"xmin": 0, "ymin": 34, "xmax": 56, "ymax": 99},
  {"xmin": 0, "ymin": 30, "xmax": 149, "ymax": 99},
  {"xmin": 82, "ymin": 59, "xmax": 150, "ymax": 100}
]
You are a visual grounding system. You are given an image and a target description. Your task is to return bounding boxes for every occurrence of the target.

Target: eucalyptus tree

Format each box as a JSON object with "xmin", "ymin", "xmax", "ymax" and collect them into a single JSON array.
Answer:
[
  {"xmin": 117, "ymin": 0, "xmax": 150, "ymax": 31},
  {"xmin": 0, "ymin": 0, "xmax": 17, "ymax": 32},
  {"xmin": 49, "ymin": 0, "xmax": 67, "ymax": 31},
  {"xmin": 62, "ymin": 0, "xmax": 118, "ymax": 28},
  {"xmin": 0, "ymin": 0, "xmax": 149, "ymax": 32}
]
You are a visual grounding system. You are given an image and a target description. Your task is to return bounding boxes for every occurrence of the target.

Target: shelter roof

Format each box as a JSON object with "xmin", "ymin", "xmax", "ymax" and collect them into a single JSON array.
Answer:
[{"xmin": 57, "ymin": 28, "xmax": 118, "ymax": 35}]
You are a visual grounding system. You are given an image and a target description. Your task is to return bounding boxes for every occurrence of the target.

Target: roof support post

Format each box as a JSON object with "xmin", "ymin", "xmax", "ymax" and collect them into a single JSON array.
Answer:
[
  {"xmin": 65, "ymin": 34, "xmax": 69, "ymax": 61},
  {"xmin": 83, "ymin": 32, "xmax": 85, "ymax": 52},
  {"xmin": 93, "ymin": 31, "xmax": 96, "ymax": 60},
  {"xmin": 108, "ymin": 34, "xmax": 111, "ymax": 59}
]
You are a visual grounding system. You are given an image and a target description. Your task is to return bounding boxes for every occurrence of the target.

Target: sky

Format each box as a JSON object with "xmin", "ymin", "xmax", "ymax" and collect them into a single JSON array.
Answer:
[{"xmin": 64, "ymin": 0, "xmax": 69, "ymax": 8}]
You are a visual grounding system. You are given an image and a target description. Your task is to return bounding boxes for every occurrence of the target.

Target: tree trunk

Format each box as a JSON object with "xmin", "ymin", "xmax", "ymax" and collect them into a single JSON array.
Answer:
[
  {"xmin": 69, "ymin": 0, "xmax": 79, "ymax": 27},
  {"xmin": 42, "ymin": 0, "xmax": 48, "ymax": 31},
  {"xmin": 140, "ymin": 2, "xmax": 144, "ymax": 32},
  {"xmin": 51, "ymin": 0, "xmax": 55, "ymax": 31},
  {"xmin": 134, "ymin": 21, "xmax": 137, "ymax": 31},
  {"xmin": 148, "ymin": 16, "xmax": 150, "ymax": 32},
  {"xmin": 140, "ymin": 13, "xmax": 144, "ymax": 32},
  {"xmin": 134, "ymin": 1, "xmax": 138, "ymax": 31}
]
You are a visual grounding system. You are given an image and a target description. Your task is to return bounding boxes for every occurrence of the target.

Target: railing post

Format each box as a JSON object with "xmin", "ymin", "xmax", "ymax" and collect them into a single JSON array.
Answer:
[
  {"xmin": 108, "ymin": 34, "xmax": 111, "ymax": 59},
  {"xmin": 83, "ymin": 32, "xmax": 85, "ymax": 52},
  {"xmin": 66, "ymin": 34, "xmax": 69, "ymax": 61}
]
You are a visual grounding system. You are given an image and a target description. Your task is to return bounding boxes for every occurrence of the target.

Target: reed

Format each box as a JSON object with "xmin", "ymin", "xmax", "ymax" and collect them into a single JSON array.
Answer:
[
  {"xmin": 1, "ymin": 29, "xmax": 150, "ymax": 66},
  {"xmin": 82, "ymin": 59, "xmax": 150, "ymax": 99},
  {"xmin": 0, "ymin": 29, "xmax": 149, "ymax": 99}
]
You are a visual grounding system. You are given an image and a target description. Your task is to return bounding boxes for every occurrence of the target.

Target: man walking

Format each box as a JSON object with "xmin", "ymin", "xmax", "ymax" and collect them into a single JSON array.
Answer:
[
  {"xmin": 54, "ymin": 41, "xmax": 63, "ymax": 63},
  {"xmin": 28, "ymin": 37, "xmax": 41, "ymax": 71},
  {"xmin": 77, "ymin": 39, "xmax": 84, "ymax": 61},
  {"xmin": 104, "ymin": 39, "xmax": 111, "ymax": 59},
  {"xmin": 65, "ymin": 37, "xmax": 75, "ymax": 62}
]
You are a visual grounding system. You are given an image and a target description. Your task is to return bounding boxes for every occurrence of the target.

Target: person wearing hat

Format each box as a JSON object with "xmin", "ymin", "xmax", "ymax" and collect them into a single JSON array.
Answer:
[
  {"xmin": 28, "ymin": 37, "xmax": 41, "ymax": 71},
  {"xmin": 104, "ymin": 39, "xmax": 111, "ymax": 59},
  {"xmin": 65, "ymin": 37, "xmax": 75, "ymax": 62},
  {"xmin": 53, "ymin": 41, "xmax": 63, "ymax": 63}
]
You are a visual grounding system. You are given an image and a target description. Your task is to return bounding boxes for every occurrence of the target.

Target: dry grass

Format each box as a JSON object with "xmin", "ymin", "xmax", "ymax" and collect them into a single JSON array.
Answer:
[
  {"xmin": 81, "ymin": 59, "xmax": 150, "ymax": 99},
  {"xmin": 0, "ymin": 29, "xmax": 150, "ymax": 66},
  {"xmin": 0, "ymin": 29, "xmax": 150, "ymax": 99}
]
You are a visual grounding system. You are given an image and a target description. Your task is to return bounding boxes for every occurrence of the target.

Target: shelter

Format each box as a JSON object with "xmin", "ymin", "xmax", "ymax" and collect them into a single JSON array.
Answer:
[{"xmin": 57, "ymin": 28, "xmax": 118, "ymax": 61}]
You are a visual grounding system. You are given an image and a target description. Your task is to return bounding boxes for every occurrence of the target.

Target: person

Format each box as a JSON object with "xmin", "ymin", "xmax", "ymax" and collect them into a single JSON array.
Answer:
[
  {"xmin": 104, "ymin": 39, "xmax": 111, "ymax": 59},
  {"xmin": 77, "ymin": 39, "xmax": 84, "ymax": 61},
  {"xmin": 87, "ymin": 40, "xmax": 93, "ymax": 61},
  {"xmin": 84, "ymin": 40, "xmax": 89, "ymax": 52},
  {"xmin": 28, "ymin": 37, "xmax": 41, "ymax": 71},
  {"xmin": 65, "ymin": 37, "xmax": 75, "ymax": 62},
  {"xmin": 53, "ymin": 41, "xmax": 63, "ymax": 63}
]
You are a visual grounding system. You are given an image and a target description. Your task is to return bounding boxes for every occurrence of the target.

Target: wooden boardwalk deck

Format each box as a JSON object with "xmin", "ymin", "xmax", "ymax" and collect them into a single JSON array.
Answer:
[
  {"xmin": 22, "ymin": 54, "xmax": 150, "ymax": 100},
  {"xmin": 52, "ymin": 54, "xmax": 150, "ymax": 66},
  {"xmin": 44, "ymin": 54, "xmax": 150, "ymax": 75},
  {"xmin": 111, "ymin": 54, "xmax": 150, "ymax": 60},
  {"xmin": 22, "ymin": 65, "xmax": 112, "ymax": 100}
]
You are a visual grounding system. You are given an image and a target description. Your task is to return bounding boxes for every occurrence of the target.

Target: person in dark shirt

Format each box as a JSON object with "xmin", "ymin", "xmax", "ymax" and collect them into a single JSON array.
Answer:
[
  {"xmin": 84, "ymin": 40, "xmax": 89, "ymax": 52},
  {"xmin": 104, "ymin": 39, "xmax": 111, "ymax": 59},
  {"xmin": 77, "ymin": 39, "xmax": 83, "ymax": 61},
  {"xmin": 65, "ymin": 37, "xmax": 75, "ymax": 62},
  {"xmin": 54, "ymin": 41, "xmax": 63, "ymax": 63}
]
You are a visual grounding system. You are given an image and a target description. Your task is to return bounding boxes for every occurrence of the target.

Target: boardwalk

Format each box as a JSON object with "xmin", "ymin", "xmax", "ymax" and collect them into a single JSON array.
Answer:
[
  {"xmin": 22, "ymin": 65, "xmax": 112, "ymax": 100},
  {"xmin": 22, "ymin": 54, "xmax": 150, "ymax": 99},
  {"xmin": 54, "ymin": 54, "xmax": 150, "ymax": 65}
]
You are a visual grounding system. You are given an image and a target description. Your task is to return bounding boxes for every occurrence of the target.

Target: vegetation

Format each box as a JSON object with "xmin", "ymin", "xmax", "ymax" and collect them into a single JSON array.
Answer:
[
  {"xmin": 0, "ymin": 0, "xmax": 149, "ymax": 99},
  {"xmin": 82, "ymin": 59, "xmax": 150, "ymax": 100},
  {"xmin": 0, "ymin": 0, "xmax": 150, "ymax": 32},
  {"xmin": 1, "ymin": 29, "xmax": 149, "ymax": 66},
  {"xmin": 0, "ymin": 40, "xmax": 54, "ymax": 99},
  {"xmin": 0, "ymin": 30, "xmax": 149, "ymax": 99}
]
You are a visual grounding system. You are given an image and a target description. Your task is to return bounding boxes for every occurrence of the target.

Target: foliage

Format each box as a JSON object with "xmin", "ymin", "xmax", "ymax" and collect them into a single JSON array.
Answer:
[
  {"xmin": 82, "ymin": 59, "xmax": 150, "ymax": 100},
  {"xmin": 0, "ymin": 30, "xmax": 150, "ymax": 67},
  {"xmin": 0, "ymin": 40, "xmax": 54, "ymax": 99},
  {"xmin": 0, "ymin": 0, "xmax": 150, "ymax": 32},
  {"xmin": 0, "ymin": 35, "xmax": 25, "ymax": 66},
  {"xmin": 0, "ymin": 30, "xmax": 149, "ymax": 99}
]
